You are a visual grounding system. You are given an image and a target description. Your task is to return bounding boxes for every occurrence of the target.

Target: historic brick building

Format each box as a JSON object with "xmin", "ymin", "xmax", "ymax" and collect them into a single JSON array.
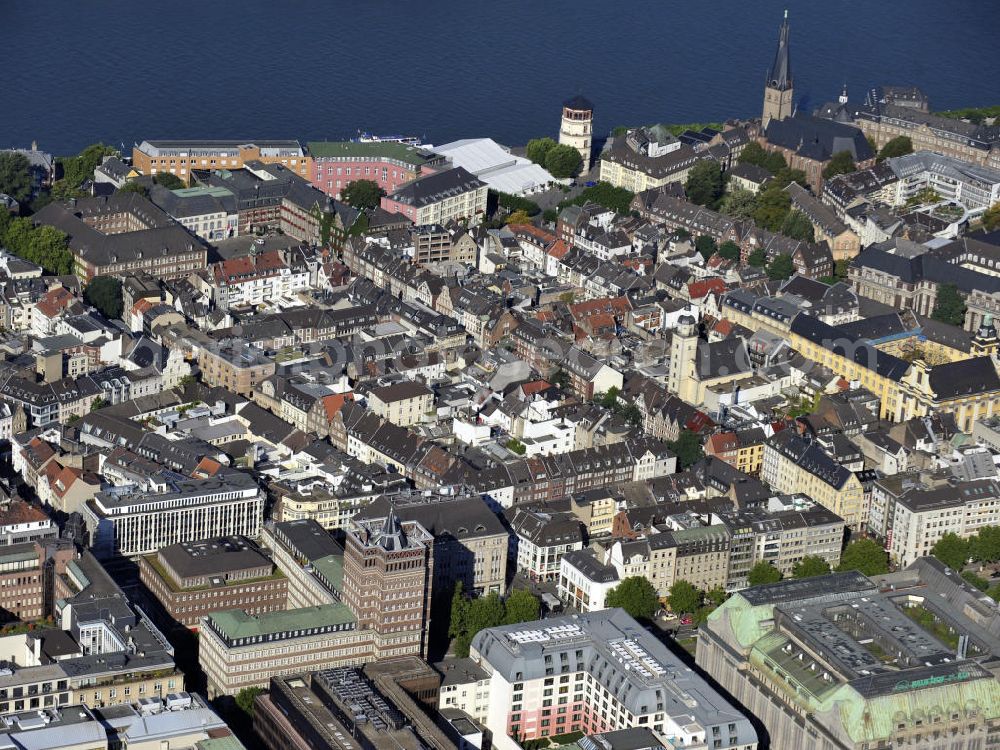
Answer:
[{"xmin": 342, "ymin": 510, "xmax": 434, "ymax": 659}]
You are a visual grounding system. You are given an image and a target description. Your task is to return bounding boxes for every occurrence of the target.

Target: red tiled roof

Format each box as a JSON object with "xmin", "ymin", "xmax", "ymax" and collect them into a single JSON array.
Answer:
[
  {"xmin": 712, "ymin": 319, "xmax": 734, "ymax": 336},
  {"xmin": 0, "ymin": 500, "xmax": 49, "ymax": 527},
  {"xmin": 570, "ymin": 296, "xmax": 631, "ymax": 320},
  {"xmin": 520, "ymin": 380, "xmax": 551, "ymax": 397},
  {"xmin": 322, "ymin": 392, "xmax": 354, "ymax": 421},
  {"xmin": 191, "ymin": 457, "xmax": 224, "ymax": 479},
  {"xmin": 510, "ymin": 224, "xmax": 556, "ymax": 246},
  {"xmin": 546, "ymin": 240, "xmax": 570, "ymax": 259},
  {"xmin": 35, "ymin": 287, "xmax": 75, "ymax": 319},
  {"xmin": 131, "ymin": 298, "xmax": 155, "ymax": 316},
  {"xmin": 706, "ymin": 432, "xmax": 739, "ymax": 454},
  {"xmin": 687, "ymin": 278, "xmax": 727, "ymax": 299},
  {"xmin": 50, "ymin": 465, "xmax": 83, "ymax": 499},
  {"xmin": 212, "ymin": 251, "xmax": 287, "ymax": 286}
]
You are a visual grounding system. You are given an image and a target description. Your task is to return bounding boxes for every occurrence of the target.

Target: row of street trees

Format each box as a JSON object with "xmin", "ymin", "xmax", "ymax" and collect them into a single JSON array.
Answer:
[
  {"xmin": 596, "ymin": 539, "xmax": 890, "ymax": 628},
  {"xmin": 931, "ymin": 526, "xmax": 1000, "ymax": 597},
  {"xmin": 449, "ymin": 583, "xmax": 541, "ymax": 656}
]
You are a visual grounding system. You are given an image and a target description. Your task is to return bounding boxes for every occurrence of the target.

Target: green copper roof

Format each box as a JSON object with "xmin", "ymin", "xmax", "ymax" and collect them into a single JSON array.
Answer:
[
  {"xmin": 311, "ymin": 554, "xmax": 344, "ymax": 590},
  {"xmin": 209, "ymin": 604, "xmax": 355, "ymax": 639},
  {"xmin": 707, "ymin": 593, "xmax": 775, "ymax": 649},
  {"xmin": 721, "ymin": 590, "xmax": 1000, "ymax": 746},
  {"xmin": 824, "ymin": 671, "xmax": 1000, "ymax": 744},
  {"xmin": 196, "ymin": 737, "xmax": 248, "ymax": 750},
  {"xmin": 750, "ymin": 631, "xmax": 840, "ymax": 703},
  {"xmin": 307, "ymin": 140, "xmax": 431, "ymax": 165},
  {"xmin": 172, "ymin": 186, "xmax": 234, "ymax": 198}
]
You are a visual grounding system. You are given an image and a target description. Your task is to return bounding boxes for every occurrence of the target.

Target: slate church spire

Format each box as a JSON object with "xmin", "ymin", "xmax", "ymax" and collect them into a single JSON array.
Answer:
[{"xmin": 762, "ymin": 11, "xmax": 795, "ymax": 128}]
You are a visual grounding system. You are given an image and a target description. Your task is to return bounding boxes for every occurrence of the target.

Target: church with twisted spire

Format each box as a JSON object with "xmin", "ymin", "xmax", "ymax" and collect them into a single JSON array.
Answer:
[{"xmin": 762, "ymin": 10, "xmax": 794, "ymax": 127}]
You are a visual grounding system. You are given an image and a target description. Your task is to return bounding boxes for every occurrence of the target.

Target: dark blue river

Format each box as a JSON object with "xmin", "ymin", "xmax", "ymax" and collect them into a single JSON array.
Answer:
[{"xmin": 2, "ymin": 0, "xmax": 998, "ymax": 156}]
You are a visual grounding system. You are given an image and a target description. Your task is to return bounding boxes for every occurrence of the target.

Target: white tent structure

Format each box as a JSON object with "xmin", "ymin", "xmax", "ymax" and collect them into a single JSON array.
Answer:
[{"xmin": 430, "ymin": 138, "xmax": 556, "ymax": 196}]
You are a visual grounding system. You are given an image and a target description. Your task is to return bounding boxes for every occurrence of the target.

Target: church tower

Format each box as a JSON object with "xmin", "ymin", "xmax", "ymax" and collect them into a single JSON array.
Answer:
[
  {"xmin": 762, "ymin": 11, "xmax": 794, "ymax": 128},
  {"xmin": 668, "ymin": 314, "xmax": 699, "ymax": 403},
  {"xmin": 972, "ymin": 314, "xmax": 999, "ymax": 358}
]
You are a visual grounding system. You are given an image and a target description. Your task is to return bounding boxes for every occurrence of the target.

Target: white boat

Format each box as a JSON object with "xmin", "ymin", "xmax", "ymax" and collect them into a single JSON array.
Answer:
[{"xmin": 352, "ymin": 131, "xmax": 422, "ymax": 146}]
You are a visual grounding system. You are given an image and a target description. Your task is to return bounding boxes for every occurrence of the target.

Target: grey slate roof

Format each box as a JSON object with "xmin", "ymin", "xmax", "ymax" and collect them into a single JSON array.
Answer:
[
  {"xmin": 764, "ymin": 113, "xmax": 874, "ymax": 163},
  {"xmin": 470, "ymin": 609, "xmax": 756, "ymax": 744},
  {"xmin": 388, "ymin": 167, "xmax": 486, "ymax": 208},
  {"xmin": 32, "ymin": 193, "xmax": 204, "ymax": 267}
]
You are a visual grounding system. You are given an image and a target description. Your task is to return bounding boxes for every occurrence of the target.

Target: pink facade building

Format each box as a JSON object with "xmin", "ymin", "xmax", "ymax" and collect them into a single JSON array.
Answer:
[
  {"xmin": 380, "ymin": 167, "xmax": 488, "ymax": 226},
  {"xmin": 308, "ymin": 141, "xmax": 443, "ymax": 198}
]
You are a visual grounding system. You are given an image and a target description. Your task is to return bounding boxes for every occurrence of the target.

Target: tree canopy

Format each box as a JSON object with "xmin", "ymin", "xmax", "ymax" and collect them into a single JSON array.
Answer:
[
  {"xmin": 526, "ymin": 138, "xmax": 558, "ymax": 166},
  {"xmin": 448, "ymin": 581, "xmax": 471, "ymax": 639},
  {"xmin": 753, "ymin": 184, "xmax": 792, "ymax": 231},
  {"xmin": 235, "ymin": 686, "xmax": 264, "ymax": 716},
  {"xmin": 56, "ymin": 143, "xmax": 118, "ymax": 193},
  {"xmin": 705, "ymin": 586, "xmax": 727, "ymax": 607},
  {"xmin": 341, "ymin": 179, "xmax": 386, "ymax": 210},
  {"xmin": 666, "ymin": 579, "xmax": 702, "ymax": 615},
  {"xmin": 792, "ymin": 555, "xmax": 832, "ymax": 579},
  {"xmin": 605, "ymin": 576, "xmax": 659, "ymax": 621},
  {"xmin": 450, "ymin": 587, "xmax": 541, "ymax": 656},
  {"xmin": 0, "ymin": 212, "xmax": 74, "ymax": 275},
  {"xmin": 770, "ymin": 166, "xmax": 808, "ymax": 190},
  {"xmin": 983, "ymin": 202, "xmax": 1000, "ymax": 232},
  {"xmin": 154, "ymin": 172, "xmax": 185, "ymax": 190},
  {"xmin": 780, "ymin": 210, "xmax": 815, "ymax": 242},
  {"xmin": 496, "ymin": 191, "xmax": 541, "ymax": 216},
  {"xmin": 596, "ymin": 386, "xmax": 621, "ymax": 410},
  {"xmin": 747, "ymin": 561, "xmax": 782, "ymax": 586},
  {"xmin": 717, "ymin": 240, "xmax": 741, "ymax": 262},
  {"xmin": 558, "ymin": 182, "xmax": 634, "ymax": 215},
  {"xmin": 694, "ymin": 234, "xmax": 717, "ymax": 260},
  {"xmin": 970, "ymin": 526, "xmax": 1000, "ymax": 563},
  {"xmin": 503, "ymin": 588, "xmax": 541, "ymax": 624},
  {"xmin": 738, "ymin": 142, "xmax": 788, "ymax": 175},
  {"xmin": 544, "ymin": 144, "xmax": 583, "ymax": 179},
  {"xmin": 822, "ymin": 150, "xmax": 857, "ymax": 179},
  {"xmin": 931, "ymin": 532, "xmax": 971, "ymax": 571},
  {"xmin": 505, "ymin": 210, "xmax": 534, "ymax": 226},
  {"xmin": 719, "ymin": 188, "xmax": 758, "ymax": 221},
  {"xmin": 0, "ymin": 151, "xmax": 33, "ymax": 203},
  {"xmin": 84, "ymin": 276, "xmax": 123, "ymax": 319},
  {"xmin": 117, "ymin": 181, "xmax": 148, "ymax": 197},
  {"xmin": 766, "ymin": 253, "xmax": 795, "ymax": 281},
  {"xmin": 685, "ymin": 160, "xmax": 724, "ymax": 208},
  {"xmin": 877, "ymin": 136, "xmax": 913, "ymax": 162},
  {"xmin": 667, "ymin": 430, "xmax": 704, "ymax": 469},
  {"xmin": 747, "ymin": 247, "xmax": 768, "ymax": 267},
  {"xmin": 837, "ymin": 538, "xmax": 889, "ymax": 576},
  {"xmin": 931, "ymin": 283, "xmax": 967, "ymax": 327}
]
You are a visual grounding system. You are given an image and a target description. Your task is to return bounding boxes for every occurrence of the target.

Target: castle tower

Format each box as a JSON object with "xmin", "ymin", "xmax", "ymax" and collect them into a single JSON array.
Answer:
[
  {"xmin": 762, "ymin": 11, "xmax": 794, "ymax": 128},
  {"xmin": 668, "ymin": 314, "xmax": 699, "ymax": 402},
  {"xmin": 559, "ymin": 96, "xmax": 594, "ymax": 171}
]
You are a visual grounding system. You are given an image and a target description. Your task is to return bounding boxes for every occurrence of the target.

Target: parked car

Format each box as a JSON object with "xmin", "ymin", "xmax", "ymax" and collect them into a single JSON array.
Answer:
[{"xmin": 680, "ymin": 614, "xmax": 694, "ymax": 626}]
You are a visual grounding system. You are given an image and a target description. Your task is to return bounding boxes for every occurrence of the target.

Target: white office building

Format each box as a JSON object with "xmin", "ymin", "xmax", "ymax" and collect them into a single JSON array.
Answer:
[{"xmin": 83, "ymin": 470, "xmax": 264, "ymax": 558}]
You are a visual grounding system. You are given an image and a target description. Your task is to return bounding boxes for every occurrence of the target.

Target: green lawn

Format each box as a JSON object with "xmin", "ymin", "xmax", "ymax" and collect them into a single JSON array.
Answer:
[{"xmin": 903, "ymin": 604, "xmax": 959, "ymax": 649}]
